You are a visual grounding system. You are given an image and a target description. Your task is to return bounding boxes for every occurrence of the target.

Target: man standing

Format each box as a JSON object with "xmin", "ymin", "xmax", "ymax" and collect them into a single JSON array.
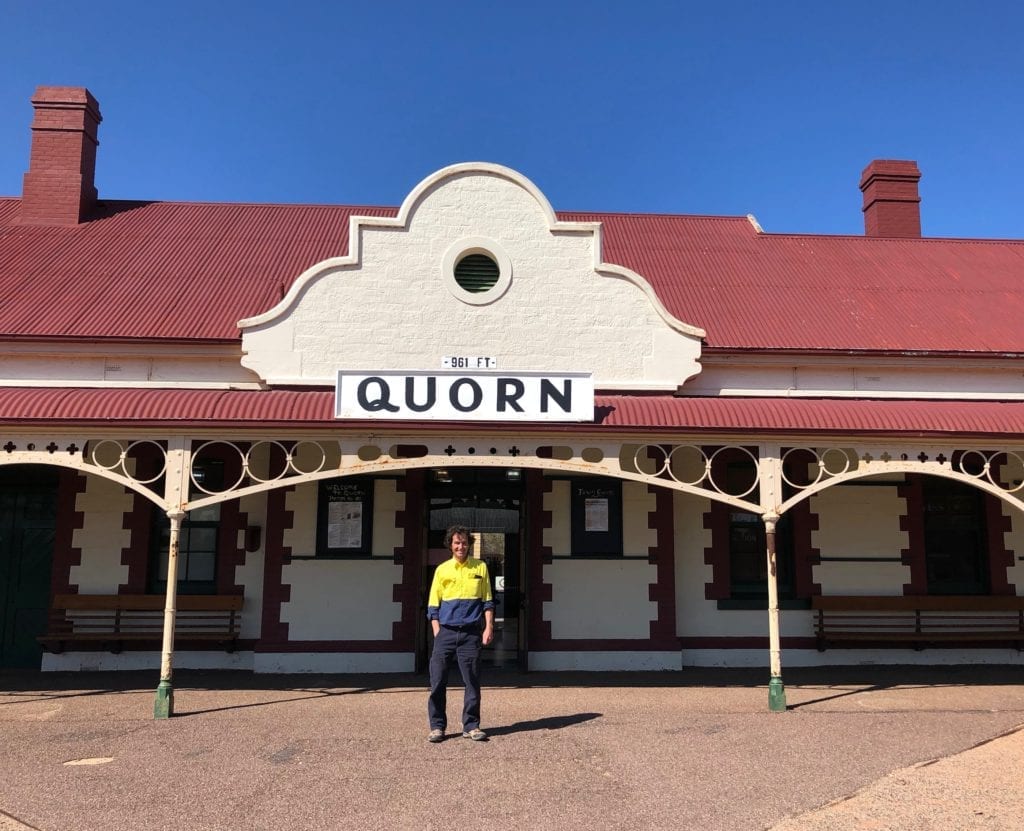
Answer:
[{"xmin": 426, "ymin": 525, "xmax": 494, "ymax": 742}]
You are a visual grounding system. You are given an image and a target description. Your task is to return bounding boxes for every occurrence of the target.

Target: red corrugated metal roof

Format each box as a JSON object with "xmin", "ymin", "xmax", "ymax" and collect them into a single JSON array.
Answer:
[
  {"xmin": 0, "ymin": 199, "xmax": 397, "ymax": 341},
  {"xmin": 562, "ymin": 212, "xmax": 1024, "ymax": 353},
  {"xmin": 3, "ymin": 196, "xmax": 1024, "ymax": 352},
  {"xmin": 2, "ymin": 387, "xmax": 1023, "ymax": 437}
]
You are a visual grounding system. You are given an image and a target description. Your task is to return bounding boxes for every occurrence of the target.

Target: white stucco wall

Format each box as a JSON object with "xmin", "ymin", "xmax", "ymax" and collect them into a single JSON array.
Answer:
[
  {"xmin": 672, "ymin": 491, "xmax": 812, "ymax": 639},
  {"xmin": 234, "ymin": 491, "xmax": 266, "ymax": 639},
  {"xmin": 0, "ymin": 352, "xmax": 257, "ymax": 387},
  {"xmin": 240, "ymin": 165, "xmax": 702, "ymax": 389},
  {"xmin": 282, "ymin": 478, "xmax": 404, "ymax": 558},
  {"xmin": 540, "ymin": 477, "xmax": 658, "ymax": 639},
  {"xmin": 543, "ymin": 479, "xmax": 571, "ymax": 556},
  {"xmin": 372, "ymin": 479, "xmax": 406, "ymax": 556},
  {"xmin": 622, "ymin": 481, "xmax": 656, "ymax": 553},
  {"xmin": 279, "ymin": 478, "xmax": 404, "ymax": 640},
  {"xmin": 279, "ymin": 559, "xmax": 403, "ymax": 640},
  {"xmin": 812, "ymin": 481, "xmax": 909, "ymax": 594},
  {"xmin": 674, "ymin": 493, "xmax": 713, "ymax": 636},
  {"xmin": 544, "ymin": 559, "xmax": 658, "ymax": 639},
  {"xmin": 69, "ymin": 475, "xmax": 132, "ymax": 592}
]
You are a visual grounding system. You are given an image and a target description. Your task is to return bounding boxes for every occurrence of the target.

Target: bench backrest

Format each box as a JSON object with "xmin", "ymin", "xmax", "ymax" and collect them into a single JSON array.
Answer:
[
  {"xmin": 52, "ymin": 593, "xmax": 243, "ymax": 612},
  {"xmin": 811, "ymin": 595, "xmax": 1024, "ymax": 612}
]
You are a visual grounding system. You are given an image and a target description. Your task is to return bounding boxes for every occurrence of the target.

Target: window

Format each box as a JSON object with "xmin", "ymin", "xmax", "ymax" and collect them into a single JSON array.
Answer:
[
  {"xmin": 922, "ymin": 477, "xmax": 989, "ymax": 595},
  {"xmin": 149, "ymin": 459, "xmax": 223, "ymax": 595},
  {"xmin": 727, "ymin": 508, "xmax": 794, "ymax": 600},
  {"xmin": 706, "ymin": 452, "xmax": 800, "ymax": 608},
  {"xmin": 570, "ymin": 477, "xmax": 623, "ymax": 556},
  {"xmin": 316, "ymin": 477, "xmax": 374, "ymax": 557}
]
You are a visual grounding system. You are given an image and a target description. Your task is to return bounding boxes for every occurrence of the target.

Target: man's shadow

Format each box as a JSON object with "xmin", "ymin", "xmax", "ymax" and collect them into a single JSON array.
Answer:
[{"xmin": 486, "ymin": 712, "xmax": 601, "ymax": 737}]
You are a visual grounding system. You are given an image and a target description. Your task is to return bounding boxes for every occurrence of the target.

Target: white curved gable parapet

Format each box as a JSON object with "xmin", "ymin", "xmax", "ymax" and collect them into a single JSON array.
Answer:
[
  {"xmin": 239, "ymin": 162, "xmax": 705, "ymax": 389},
  {"xmin": 594, "ymin": 259, "xmax": 706, "ymax": 340},
  {"xmin": 240, "ymin": 164, "xmax": 558, "ymax": 328}
]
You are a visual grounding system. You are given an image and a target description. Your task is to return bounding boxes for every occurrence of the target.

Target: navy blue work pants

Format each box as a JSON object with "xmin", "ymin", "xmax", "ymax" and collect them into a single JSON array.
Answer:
[{"xmin": 428, "ymin": 624, "xmax": 482, "ymax": 732}]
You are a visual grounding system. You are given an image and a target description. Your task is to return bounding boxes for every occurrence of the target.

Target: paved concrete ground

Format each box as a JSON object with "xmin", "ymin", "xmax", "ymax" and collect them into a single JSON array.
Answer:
[{"xmin": 1, "ymin": 665, "xmax": 1022, "ymax": 831}]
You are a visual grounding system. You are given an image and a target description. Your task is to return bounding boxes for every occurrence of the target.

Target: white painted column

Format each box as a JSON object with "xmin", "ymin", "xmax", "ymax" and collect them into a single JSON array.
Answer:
[
  {"xmin": 154, "ymin": 437, "xmax": 191, "ymax": 719},
  {"xmin": 759, "ymin": 448, "xmax": 787, "ymax": 712}
]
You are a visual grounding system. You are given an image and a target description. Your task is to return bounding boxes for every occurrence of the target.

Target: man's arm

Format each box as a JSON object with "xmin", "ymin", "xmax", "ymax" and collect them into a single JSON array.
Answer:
[
  {"xmin": 482, "ymin": 608, "xmax": 494, "ymax": 645},
  {"xmin": 480, "ymin": 562, "xmax": 495, "ymax": 645},
  {"xmin": 427, "ymin": 565, "xmax": 443, "ymax": 637}
]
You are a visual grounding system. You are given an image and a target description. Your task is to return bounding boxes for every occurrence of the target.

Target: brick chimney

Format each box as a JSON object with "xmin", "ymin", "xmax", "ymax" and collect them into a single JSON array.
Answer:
[
  {"xmin": 20, "ymin": 86, "xmax": 102, "ymax": 225},
  {"xmin": 859, "ymin": 159, "xmax": 921, "ymax": 238}
]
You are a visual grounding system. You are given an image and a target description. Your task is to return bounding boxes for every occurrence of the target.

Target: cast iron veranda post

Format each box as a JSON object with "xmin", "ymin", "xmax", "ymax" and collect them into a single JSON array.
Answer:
[
  {"xmin": 764, "ymin": 511, "xmax": 786, "ymax": 712},
  {"xmin": 758, "ymin": 447, "xmax": 787, "ymax": 712},
  {"xmin": 154, "ymin": 438, "xmax": 191, "ymax": 719}
]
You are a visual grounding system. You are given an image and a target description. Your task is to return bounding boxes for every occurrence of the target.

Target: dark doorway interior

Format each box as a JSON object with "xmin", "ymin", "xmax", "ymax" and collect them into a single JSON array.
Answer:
[
  {"xmin": 422, "ymin": 467, "xmax": 524, "ymax": 670},
  {"xmin": 922, "ymin": 477, "xmax": 990, "ymax": 595},
  {"xmin": 0, "ymin": 466, "xmax": 58, "ymax": 669}
]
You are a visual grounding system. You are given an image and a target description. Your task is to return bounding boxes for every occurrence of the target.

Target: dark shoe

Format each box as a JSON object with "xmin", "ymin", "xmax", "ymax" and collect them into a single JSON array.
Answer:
[
  {"xmin": 428, "ymin": 729, "xmax": 445, "ymax": 743},
  {"xmin": 462, "ymin": 728, "xmax": 487, "ymax": 741}
]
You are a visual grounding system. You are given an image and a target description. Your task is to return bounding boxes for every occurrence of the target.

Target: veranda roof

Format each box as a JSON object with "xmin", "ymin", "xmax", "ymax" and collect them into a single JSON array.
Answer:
[{"xmin": 2, "ymin": 387, "xmax": 1023, "ymax": 438}]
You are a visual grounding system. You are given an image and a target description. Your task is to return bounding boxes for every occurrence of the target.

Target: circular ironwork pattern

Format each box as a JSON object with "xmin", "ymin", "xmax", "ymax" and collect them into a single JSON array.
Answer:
[
  {"xmin": 956, "ymin": 449, "xmax": 1024, "ymax": 493},
  {"xmin": 191, "ymin": 441, "xmax": 246, "ymax": 495},
  {"xmin": 89, "ymin": 439, "xmax": 167, "ymax": 484},
  {"xmin": 245, "ymin": 441, "xmax": 293, "ymax": 483},
  {"xmin": 63, "ymin": 439, "xmax": 1024, "ymax": 506},
  {"xmin": 632, "ymin": 443, "xmax": 760, "ymax": 497},
  {"xmin": 706, "ymin": 446, "xmax": 760, "ymax": 498},
  {"xmin": 289, "ymin": 441, "xmax": 328, "ymax": 476}
]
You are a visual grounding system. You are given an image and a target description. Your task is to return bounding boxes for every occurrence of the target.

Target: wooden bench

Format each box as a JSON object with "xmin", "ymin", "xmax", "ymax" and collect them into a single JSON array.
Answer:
[
  {"xmin": 812, "ymin": 595, "xmax": 1024, "ymax": 651},
  {"xmin": 39, "ymin": 593, "xmax": 243, "ymax": 654}
]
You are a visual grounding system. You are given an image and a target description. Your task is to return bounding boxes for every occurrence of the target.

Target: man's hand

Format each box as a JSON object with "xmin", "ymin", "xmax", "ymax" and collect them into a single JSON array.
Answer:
[
  {"xmin": 431, "ymin": 620, "xmax": 440, "ymax": 637},
  {"xmin": 482, "ymin": 625, "xmax": 494, "ymax": 646}
]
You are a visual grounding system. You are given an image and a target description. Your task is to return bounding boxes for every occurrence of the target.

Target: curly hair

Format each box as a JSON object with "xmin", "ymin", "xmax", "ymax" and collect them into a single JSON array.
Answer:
[{"xmin": 444, "ymin": 525, "xmax": 472, "ymax": 551}]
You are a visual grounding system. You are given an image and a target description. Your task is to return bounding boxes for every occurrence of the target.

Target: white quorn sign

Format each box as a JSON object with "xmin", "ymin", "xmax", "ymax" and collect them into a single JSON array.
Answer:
[{"xmin": 335, "ymin": 370, "xmax": 594, "ymax": 422}]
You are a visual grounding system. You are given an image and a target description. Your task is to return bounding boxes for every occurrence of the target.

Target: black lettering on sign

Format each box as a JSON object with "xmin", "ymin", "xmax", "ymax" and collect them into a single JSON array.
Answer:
[
  {"xmin": 496, "ymin": 378, "xmax": 526, "ymax": 412},
  {"xmin": 449, "ymin": 378, "xmax": 483, "ymax": 412},
  {"xmin": 540, "ymin": 378, "xmax": 572, "ymax": 413},
  {"xmin": 405, "ymin": 376, "xmax": 437, "ymax": 413},
  {"xmin": 358, "ymin": 377, "xmax": 399, "ymax": 412}
]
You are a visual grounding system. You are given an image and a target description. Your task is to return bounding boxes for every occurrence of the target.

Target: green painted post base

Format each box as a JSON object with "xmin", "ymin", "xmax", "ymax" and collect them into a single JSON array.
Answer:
[
  {"xmin": 154, "ymin": 679, "xmax": 174, "ymax": 719},
  {"xmin": 768, "ymin": 676, "xmax": 787, "ymax": 712}
]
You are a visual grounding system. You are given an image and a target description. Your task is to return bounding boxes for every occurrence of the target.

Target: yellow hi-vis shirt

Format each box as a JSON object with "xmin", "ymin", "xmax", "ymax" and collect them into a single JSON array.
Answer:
[{"xmin": 427, "ymin": 557, "xmax": 494, "ymax": 627}]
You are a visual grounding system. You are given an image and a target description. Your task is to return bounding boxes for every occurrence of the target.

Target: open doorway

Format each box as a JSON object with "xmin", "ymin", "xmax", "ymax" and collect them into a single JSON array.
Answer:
[
  {"xmin": 421, "ymin": 467, "xmax": 525, "ymax": 670},
  {"xmin": 0, "ymin": 466, "xmax": 58, "ymax": 669}
]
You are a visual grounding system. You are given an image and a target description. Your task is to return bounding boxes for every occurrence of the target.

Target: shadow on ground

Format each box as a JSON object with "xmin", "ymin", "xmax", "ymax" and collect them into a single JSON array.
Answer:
[{"xmin": 2, "ymin": 664, "xmax": 1022, "ymax": 709}]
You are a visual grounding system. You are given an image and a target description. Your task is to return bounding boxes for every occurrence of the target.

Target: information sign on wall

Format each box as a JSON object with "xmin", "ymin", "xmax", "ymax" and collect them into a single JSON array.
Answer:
[
  {"xmin": 335, "ymin": 370, "xmax": 594, "ymax": 422},
  {"xmin": 316, "ymin": 478, "xmax": 374, "ymax": 556}
]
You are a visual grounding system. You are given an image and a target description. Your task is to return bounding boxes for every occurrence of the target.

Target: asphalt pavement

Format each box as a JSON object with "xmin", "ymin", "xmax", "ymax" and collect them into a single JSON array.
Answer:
[{"xmin": 2, "ymin": 665, "xmax": 1022, "ymax": 830}]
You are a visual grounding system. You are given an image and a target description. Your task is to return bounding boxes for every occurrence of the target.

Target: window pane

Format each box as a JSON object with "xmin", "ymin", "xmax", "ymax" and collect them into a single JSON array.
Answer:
[
  {"xmin": 185, "ymin": 551, "xmax": 216, "ymax": 582},
  {"xmin": 190, "ymin": 503, "xmax": 221, "ymax": 523},
  {"xmin": 186, "ymin": 527, "xmax": 218, "ymax": 553}
]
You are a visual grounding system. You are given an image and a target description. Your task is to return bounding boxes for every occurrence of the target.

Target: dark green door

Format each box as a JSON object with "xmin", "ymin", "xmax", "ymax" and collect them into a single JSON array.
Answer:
[{"xmin": 0, "ymin": 470, "xmax": 58, "ymax": 668}]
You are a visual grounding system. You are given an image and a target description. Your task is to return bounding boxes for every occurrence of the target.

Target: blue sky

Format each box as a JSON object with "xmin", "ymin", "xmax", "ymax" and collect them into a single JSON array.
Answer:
[{"xmin": 2, "ymin": 1, "xmax": 1023, "ymax": 237}]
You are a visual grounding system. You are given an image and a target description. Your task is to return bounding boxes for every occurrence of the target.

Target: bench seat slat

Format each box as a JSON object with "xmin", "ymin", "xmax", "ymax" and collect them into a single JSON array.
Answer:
[
  {"xmin": 813, "ymin": 595, "xmax": 1024, "ymax": 651},
  {"xmin": 39, "ymin": 593, "xmax": 242, "ymax": 653}
]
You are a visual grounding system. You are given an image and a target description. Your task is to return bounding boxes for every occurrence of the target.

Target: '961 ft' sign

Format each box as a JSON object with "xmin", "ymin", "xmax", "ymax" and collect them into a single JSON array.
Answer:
[{"xmin": 441, "ymin": 356, "xmax": 497, "ymax": 369}]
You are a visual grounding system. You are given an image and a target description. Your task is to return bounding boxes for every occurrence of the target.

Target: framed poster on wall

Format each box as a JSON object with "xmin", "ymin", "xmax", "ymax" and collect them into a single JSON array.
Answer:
[
  {"xmin": 570, "ymin": 477, "xmax": 622, "ymax": 556},
  {"xmin": 316, "ymin": 477, "xmax": 374, "ymax": 557}
]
